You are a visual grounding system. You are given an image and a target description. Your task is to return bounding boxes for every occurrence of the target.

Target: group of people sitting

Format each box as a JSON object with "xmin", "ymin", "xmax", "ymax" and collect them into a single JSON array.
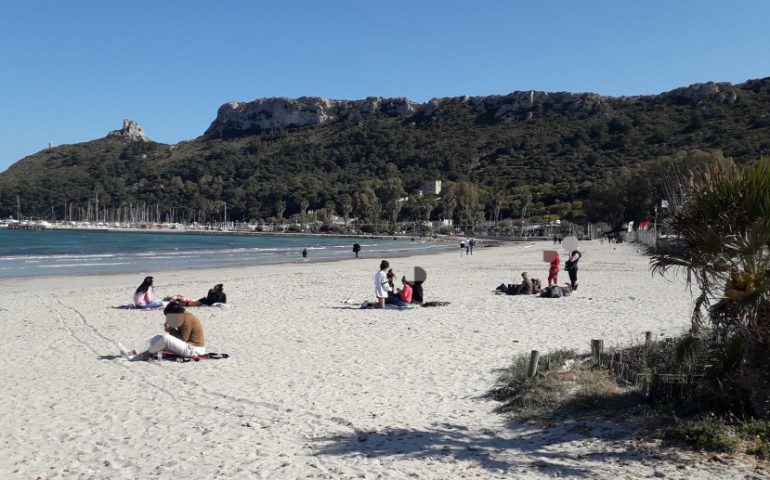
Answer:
[
  {"xmin": 132, "ymin": 276, "xmax": 227, "ymax": 309},
  {"xmin": 367, "ymin": 260, "xmax": 424, "ymax": 308},
  {"xmin": 496, "ymin": 249, "xmax": 582, "ymax": 299},
  {"xmin": 120, "ymin": 276, "xmax": 228, "ymax": 361}
]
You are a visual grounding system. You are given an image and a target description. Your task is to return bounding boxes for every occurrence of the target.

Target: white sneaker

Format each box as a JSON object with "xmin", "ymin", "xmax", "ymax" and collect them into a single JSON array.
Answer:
[{"xmin": 117, "ymin": 342, "xmax": 136, "ymax": 361}]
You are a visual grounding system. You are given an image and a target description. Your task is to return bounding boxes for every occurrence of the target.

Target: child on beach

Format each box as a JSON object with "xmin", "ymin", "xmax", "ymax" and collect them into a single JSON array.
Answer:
[
  {"xmin": 548, "ymin": 253, "xmax": 560, "ymax": 286},
  {"xmin": 133, "ymin": 276, "xmax": 163, "ymax": 309},
  {"xmin": 118, "ymin": 300, "xmax": 206, "ymax": 360}
]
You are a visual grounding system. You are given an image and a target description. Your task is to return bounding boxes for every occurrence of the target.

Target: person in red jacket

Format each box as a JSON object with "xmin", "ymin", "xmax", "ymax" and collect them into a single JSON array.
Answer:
[
  {"xmin": 548, "ymin": 253, "xmax": 560, "ymax": 286},
  {"xmin": 399, "ymin": 276, "xmax": 413, "ymax": 304}
]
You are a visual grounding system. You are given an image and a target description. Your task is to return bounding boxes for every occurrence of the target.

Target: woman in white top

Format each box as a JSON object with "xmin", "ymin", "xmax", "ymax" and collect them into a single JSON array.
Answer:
[{"xmin": 374, "ymin": 260, "xmax": 390, "ymax": 308}]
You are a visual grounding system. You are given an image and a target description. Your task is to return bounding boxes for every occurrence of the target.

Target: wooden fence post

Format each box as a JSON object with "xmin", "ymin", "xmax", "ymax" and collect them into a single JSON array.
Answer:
[
  {"xmin": 527, "ymin": 350, "xmax": 540, "ymax": 378},
  {"xmin": 591, "ymin": 339, "xmax": 604, "ymax": 366}
]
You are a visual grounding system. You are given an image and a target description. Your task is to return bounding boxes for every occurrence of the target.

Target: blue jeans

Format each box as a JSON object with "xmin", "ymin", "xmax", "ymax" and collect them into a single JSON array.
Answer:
[{"xmin": 386, "ymin": 294, "xmax": 407, "ymax": 307}]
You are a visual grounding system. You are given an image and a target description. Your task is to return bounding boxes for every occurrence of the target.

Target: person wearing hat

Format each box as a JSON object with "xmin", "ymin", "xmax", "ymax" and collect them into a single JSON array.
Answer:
[{"xmin": 118, "ymin": 300, "xmax": 206, "ymax": 360}]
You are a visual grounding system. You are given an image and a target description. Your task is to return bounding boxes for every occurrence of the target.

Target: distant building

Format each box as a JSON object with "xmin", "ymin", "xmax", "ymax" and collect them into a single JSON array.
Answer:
[{"xmin": 422, "ymin": 180, "xmax": 442, "ymax": 195}]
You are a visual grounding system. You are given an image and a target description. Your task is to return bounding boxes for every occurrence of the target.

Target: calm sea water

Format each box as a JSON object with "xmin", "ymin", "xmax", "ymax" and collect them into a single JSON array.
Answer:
[{"xmin": 0, "ymin": 229, "xmax": 449, "ymax": 279}]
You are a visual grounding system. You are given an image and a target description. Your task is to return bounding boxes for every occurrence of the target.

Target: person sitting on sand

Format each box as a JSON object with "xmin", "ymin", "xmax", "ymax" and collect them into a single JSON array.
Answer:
[
  {"xmin": 398, "ymin": 276, "xmax": 413, "ymax": 304},
  {"xmin": 385, "ymin": 269, "xmax": 408, "ymax": 307},
  {"xmin": 198, "ymin": 283, "xmax": 226, "ymax": 306},
  {"xmin": 118, "ymin": 300, "xmax": 206, "ymax": 360},
  {"xmin": 133, "ymin": 276, "xmax": 163, "ymax": 309},
  {"xmin": 386, "ymin": 269, "xmax": 396, "ymax": 292},
  {"xmin": 518, "ymin": 272, "xmax": 533, "ymax": 295},
  {"xmin": 163, "ymin": 284, "xmax": 227, "ymax": 307}
]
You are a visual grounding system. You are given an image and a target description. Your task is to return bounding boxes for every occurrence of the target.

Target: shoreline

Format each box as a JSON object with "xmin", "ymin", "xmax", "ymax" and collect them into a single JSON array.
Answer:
[
  {"xmin": 0, "ymin": 239, "xmax": 505, "ymax": 293},
  {"xmin": 0, "ymin": 228, "xmax": 503, "ymax": 282}
]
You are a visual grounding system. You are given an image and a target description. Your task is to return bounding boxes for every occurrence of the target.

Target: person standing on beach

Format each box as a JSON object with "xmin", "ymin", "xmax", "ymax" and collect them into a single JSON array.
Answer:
[
  {"xmin": 133, "ymin": 276, "xmax": 163, "ymax": 308},
  {"xmin": 374, "ymin": 260, "xmax": 390, "ymax": 308},
  {"xmin": 548, "ymin": 253, "xmax": 560, "ymax": 286},
  {"xmin": 118, "ymin": 300, "xmax": 206, "ymax": 360},
  {"xmin": 469, "ymin": 238, "xmax": 475, "ymax": 255},
  {"xmin": 353, "ymin": 243, "xmax": 361, "ymax": 258},
  {"xmin": 459, "ymin": 239, "xmax": 466, "ymax": 256},
  {"xmin": 565, "ymin": 250, "xmax": 582, "ymax": 290},
  {"xmin": 302, "ymin": 248, "xmax": 308, "ymax": 259}
]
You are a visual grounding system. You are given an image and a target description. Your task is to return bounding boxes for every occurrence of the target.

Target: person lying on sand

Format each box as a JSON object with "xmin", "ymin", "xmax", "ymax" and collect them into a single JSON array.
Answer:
[
  {"xmin": 496, "ymin": 272, "xmax": 534, "ymax": 295},
  {"xmin": 539, "ymin": 283, "xmax": 573, "ymax": 298},
  {"xmin": 118, "ymin": 300, "xmax": 206, "ymax": 360},
  {"xmin": 163, "ymin": 284, "xmax": 227, "ymax": 307}
]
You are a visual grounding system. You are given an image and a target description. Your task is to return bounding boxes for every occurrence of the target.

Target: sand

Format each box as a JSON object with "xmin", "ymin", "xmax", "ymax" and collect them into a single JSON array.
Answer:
[{"xmin": 0, "ymin": 241, "xmax": 763, "ymax": 479}]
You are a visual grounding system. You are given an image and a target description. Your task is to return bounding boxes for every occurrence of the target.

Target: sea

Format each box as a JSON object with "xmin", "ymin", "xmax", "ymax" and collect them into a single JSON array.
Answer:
[{"xmin": 0, "ymin": 229, "xmax": 450, "ymax": 279}]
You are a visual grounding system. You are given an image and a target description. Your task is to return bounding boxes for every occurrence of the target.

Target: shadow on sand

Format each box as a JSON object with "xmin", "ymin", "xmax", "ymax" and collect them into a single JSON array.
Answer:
[{"xmin": 314, "ymin": 396, "xmax": 685, "ymax": 476}]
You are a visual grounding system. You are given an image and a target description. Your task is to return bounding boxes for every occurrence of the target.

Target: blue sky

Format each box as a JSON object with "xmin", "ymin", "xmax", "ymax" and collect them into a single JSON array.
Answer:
[{"xmin": 1, "ymin": 0, "xmax": 769, "ymax": 172}]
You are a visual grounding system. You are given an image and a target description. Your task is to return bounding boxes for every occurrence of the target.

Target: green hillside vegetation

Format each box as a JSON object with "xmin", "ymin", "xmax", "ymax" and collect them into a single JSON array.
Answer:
[{"xmin": 2, "ymin": 77, "xmax": 770, "ymax": 229}]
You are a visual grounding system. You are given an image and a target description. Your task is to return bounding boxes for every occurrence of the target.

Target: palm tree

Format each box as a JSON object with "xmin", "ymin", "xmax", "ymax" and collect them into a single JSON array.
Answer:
[
  {"xmin": 489, "ymin": 188, "xmax": 505, "ymax": 227},
  {"xmin": 338, "ymin": 194, "xmax": 353, "ymax": 227},
  {"xmin": 650, "ymin": 157, "xmax": 770, "ymax": 417},
  {"xmin": 441, "ymin": 192, "xmax": 457, "ymax": 224},
  {"xmin": 275, "ymin": 200, "xmax": 286, "ymax": 225},
  {"xmin": 299, "ymin": 198, "xmax": 310, "ymax": 226}
]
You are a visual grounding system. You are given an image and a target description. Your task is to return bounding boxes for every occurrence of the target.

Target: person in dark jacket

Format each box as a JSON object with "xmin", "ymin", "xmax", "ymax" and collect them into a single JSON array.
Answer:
[
  {"xmin": 565, "ymin": 250, "xmax": 582, "ymax": 290},
  {"xmin": 518, "ymin": 272, "xmax": 532, "ymax": 294}
]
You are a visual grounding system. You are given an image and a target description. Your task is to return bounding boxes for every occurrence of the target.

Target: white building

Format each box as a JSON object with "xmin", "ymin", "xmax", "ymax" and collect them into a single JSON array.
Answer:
[{"xmin": 422, "ymin": 180, "xmax": 442, "ymax": 195}]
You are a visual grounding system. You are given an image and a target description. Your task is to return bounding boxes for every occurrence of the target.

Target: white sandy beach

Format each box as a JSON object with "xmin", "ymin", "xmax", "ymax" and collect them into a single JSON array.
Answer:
[{"xmin": 0, "ymin": 241, "xmax": 763, "ymax": 479}]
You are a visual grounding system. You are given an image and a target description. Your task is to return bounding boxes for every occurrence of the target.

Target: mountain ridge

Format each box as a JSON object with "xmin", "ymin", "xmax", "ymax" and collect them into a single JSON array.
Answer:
[{"xmin": 1, "ymin": 76, "xmax": 769, "ymax": 227}]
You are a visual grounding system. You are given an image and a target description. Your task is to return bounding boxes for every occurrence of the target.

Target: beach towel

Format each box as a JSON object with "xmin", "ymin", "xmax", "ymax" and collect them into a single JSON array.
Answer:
[
  {"xmin": 358, "ymin": 301, "xmax": 417, "ymax": 310},
  {"xmin": 158, "ymin": 351, "xmax": 230, "ymax": 363},
  {"xmin": 421, "ymin": 301, "xmax": 451, "ymax": 307},
  {"xmin": 112, "ymin": 304, "xmax": 164, "ymax": 311}
]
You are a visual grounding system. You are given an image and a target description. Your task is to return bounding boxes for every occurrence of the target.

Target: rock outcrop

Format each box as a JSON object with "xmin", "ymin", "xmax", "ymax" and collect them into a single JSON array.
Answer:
[
  {"xmin": 665, "ymin": 81, "xmax": 739, "ymax": 104},
  {"xmin": 470, "ymin": 91, "xmax": 609, "ymax": 122},
  {"xmin": 107, "ymin": 119, "xmax": 149, "ymax": 142},
  {"xmin": 205, "ymin": 97, "xmax": 419, "ymax": 137}
]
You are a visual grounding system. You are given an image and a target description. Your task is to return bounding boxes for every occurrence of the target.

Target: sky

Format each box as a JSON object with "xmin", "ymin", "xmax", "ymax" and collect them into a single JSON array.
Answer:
[{"xmin": 1, "ymin": 0, "xmax": 769, "ymax": 173}]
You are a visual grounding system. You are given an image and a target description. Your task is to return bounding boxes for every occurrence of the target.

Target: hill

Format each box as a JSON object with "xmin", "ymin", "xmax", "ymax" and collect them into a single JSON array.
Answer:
[{"xmin": 2, "ymin": 77, "xmax": 770, "ymax": 229}]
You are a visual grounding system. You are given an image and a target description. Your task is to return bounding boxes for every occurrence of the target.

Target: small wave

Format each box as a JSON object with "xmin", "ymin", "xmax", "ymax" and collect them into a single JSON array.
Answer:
[{"xmin": 43, "ymin": 262, "xmax": 134, "ymax": 268}]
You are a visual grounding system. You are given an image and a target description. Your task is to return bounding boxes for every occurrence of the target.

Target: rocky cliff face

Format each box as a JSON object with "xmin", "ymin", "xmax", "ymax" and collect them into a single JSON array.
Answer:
[
  {"xmin": 204, "ymin": 81, "xmax": 743, "ymax": 137},
  {"xmin": 665, "ymin": 81, "xmax": 739, "ymax": 104},
  {"xmin": 204, "ymin": 97, "xmax": 418, "ymax": 137},
  {"xmin": 107, "ymin": 119, "xmax": 149, "ymax": 142}
]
